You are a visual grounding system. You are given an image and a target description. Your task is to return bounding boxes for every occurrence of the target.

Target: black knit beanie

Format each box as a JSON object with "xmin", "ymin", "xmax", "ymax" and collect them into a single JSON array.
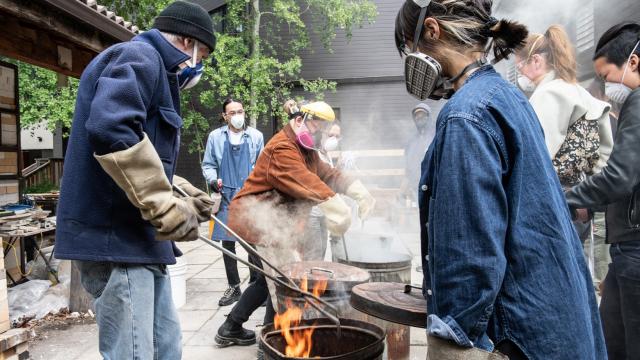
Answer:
[{"xmin": 153, "ymin": 1, "xmax": 215, "ymax": 52}]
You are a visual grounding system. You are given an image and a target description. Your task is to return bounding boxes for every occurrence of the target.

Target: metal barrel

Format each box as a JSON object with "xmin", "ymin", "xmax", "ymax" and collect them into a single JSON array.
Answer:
[
  {"xmin": 337, "ymin": 252, "xmax": 413, "ymax": 360},
  {"xmin": 261, "ymin": 318, "xmax": 385, "ymax": 360}
]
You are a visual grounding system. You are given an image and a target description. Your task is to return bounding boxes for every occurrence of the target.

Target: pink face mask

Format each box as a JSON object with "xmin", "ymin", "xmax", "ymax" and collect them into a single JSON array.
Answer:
[{"xmin": 296, "ymin": 130, "xmax": 316, "ymax": 150}]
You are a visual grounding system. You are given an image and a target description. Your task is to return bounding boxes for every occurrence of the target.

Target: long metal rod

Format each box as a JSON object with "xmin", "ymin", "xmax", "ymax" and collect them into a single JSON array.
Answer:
[
  {"xmin": 340, "ymin": 236, "xmax": 350, "ymax": 262},
  {"xmin": 207, "ymin": 213, "xmax": 297, "ymax": 288},
  {"xmin": 196, "ymin": 234, "xmax": 340, "ymax": 326},
  {"xmin": 174, "ymin": 187, "xmax": 293, "ymax": 285},
  {"xmin": 173, "ymin": 185, "xmax": 341, "ymax": 326}
]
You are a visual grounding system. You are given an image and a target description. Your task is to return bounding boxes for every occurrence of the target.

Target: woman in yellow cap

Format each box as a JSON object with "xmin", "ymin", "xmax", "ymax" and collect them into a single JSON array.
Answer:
[{"xmin": 215, "ymin": 99, "xmax": 375, "ymax": 348}]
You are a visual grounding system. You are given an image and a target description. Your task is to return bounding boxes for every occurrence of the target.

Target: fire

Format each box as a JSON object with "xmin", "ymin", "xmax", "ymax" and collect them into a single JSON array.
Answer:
[{"xmin": 274, "ymin": 276, "xmax": 329, "ymax": 358}]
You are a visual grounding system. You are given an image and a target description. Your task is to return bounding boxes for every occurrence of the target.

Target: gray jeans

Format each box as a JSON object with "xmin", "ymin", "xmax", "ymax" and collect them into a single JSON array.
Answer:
[{"xmin": 77, "ymin": 261, "xmax": 182, "ymax": 360}]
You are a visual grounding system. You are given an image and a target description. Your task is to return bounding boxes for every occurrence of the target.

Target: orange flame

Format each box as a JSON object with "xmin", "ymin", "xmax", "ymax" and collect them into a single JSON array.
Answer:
[{"xmin": 274, "ymin": 276, "xmax": 329, "ymax": 358}]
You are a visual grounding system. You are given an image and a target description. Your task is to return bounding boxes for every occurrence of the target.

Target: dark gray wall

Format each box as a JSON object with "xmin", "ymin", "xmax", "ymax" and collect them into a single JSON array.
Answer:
[
  {"xmin": 297, "ymin": 0, "xmax": 403, "ymax": 81},
  {"xmin": 190, "ymin": 0, "xmax": 225, "ymax": 12}
]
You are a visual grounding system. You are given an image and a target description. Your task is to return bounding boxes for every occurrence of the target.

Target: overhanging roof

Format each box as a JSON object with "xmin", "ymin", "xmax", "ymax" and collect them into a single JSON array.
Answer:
[
  {"xmin": 0, "ymin": 0, "xmax": 137, "ymax": 77},
  {"xmin": 44, "ymin": 0, "xmax": 139, "ymax": 41}
]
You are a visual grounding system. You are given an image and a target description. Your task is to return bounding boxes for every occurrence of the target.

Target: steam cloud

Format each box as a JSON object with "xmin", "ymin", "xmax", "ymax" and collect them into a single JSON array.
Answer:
[{"xmin": 493, "ymin": 0, "xmax": 584, "ymax": 34}]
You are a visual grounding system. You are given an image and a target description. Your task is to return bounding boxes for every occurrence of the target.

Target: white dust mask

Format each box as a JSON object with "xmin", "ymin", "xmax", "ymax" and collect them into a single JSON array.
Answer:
[
  {"xmin": 230, "ymin": 114, "xmax": 245, "ymax": 129},
  {"xmin": 605, "ymin": 40, "xmax": 640, "ymax": 105},
  {"xmin": 323, "ymin": 136, "xmax": 340, "ymax": 152}
]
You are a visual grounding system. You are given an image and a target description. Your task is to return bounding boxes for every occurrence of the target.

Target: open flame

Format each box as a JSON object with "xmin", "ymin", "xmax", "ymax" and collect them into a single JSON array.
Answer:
[{"xmin": 274, "ymin": 276, "xmax": 329, "ymax": 358}]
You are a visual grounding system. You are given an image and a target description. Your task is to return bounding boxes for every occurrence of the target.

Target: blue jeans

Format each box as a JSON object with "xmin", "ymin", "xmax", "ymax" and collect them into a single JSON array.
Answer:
[
  {"xmin": 601, "ymin": 240, "xmax": 640, "ymax": 360},
  {"xmin": 77, "ymin": 261, "xmax": 182, "ymax": 360}
]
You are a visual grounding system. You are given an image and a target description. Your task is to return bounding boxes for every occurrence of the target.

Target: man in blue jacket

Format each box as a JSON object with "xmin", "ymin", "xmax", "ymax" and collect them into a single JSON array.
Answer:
[{"xmin": 54, "ymin": 2, "xmax": 215, "ymax": 359}]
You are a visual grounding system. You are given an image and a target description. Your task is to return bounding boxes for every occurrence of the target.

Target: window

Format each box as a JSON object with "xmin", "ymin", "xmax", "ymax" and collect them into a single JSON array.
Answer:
[
  {"xmin": 0, "ymin": 62, "xmax": 20, "ymax": 177},
  {"xmin": 210, "ymin": 5, "xmax": 227, "ymax": 34},
  {"xmin": 576, "ymin": 0, "xmax": 595, "ymax": 53}
]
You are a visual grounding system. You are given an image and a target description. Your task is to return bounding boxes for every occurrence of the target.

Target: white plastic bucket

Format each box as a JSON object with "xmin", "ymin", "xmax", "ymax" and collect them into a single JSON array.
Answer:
[{"xmin": 167, "ymin": 257, "xmax": 188, "ymax": 309}]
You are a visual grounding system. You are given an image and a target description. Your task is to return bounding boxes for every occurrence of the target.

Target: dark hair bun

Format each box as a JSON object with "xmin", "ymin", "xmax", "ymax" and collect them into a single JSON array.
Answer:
[{"xmin": 491, "ymin": 20, "xmax": 529, "ymax": 62}]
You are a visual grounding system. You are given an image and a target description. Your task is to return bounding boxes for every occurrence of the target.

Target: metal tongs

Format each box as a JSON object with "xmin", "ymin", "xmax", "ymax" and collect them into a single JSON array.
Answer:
[{"xmin": 173, "ymin": 185, "xmax": 342, "ymax": 334}]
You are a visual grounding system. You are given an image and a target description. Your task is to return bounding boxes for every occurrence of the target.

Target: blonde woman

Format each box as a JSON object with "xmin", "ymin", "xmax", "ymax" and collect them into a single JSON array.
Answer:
[{"xmin": 516, "ymin": 25, "xmax": 613, "ymax": 187}]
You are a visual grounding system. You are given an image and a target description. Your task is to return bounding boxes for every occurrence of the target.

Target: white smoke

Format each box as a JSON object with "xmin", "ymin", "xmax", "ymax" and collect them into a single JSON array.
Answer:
[
  {"xmin": 493, "ymin": 0, "xmax": 584, "ymax": 34},
  {"xmin": 233, "ymin": 191, "xmax": 308, "ymax": 260}
]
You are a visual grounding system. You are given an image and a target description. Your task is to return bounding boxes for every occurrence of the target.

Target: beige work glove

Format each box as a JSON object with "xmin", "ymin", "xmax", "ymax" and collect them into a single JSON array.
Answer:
[
  {"xmin": 94, "ymin": 134, "xmax": 200, "ymax": 242},
  {"xmin": 318, "ymin": 194, "xmax": 352, "ymax": 236},
  {"xmin": 172, "ymin": 175, "xmax": 215, "ymax": 223},
  {"xmin": 346, "ymin": 180, "xmax": 376, "ymax": 220},
  {"xmin": 427, "ymin": 335, "xmax": 508, "ymax": 360}
]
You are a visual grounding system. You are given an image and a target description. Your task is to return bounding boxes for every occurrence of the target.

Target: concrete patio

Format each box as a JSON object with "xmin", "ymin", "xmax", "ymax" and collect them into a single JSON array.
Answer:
[{"xmin": 28, "ymin": 224, "xmax": 428, "ymax": 359}]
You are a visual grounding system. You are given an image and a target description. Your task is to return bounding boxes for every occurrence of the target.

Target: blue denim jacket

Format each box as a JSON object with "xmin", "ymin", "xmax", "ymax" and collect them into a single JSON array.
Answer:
[
  {"xmin": 201, "ymin": 125, "xmax": 264, "ymax": 185},
  {"xmin": 419, "ymin": 66, "xmax": 606, "ymax": 359}
]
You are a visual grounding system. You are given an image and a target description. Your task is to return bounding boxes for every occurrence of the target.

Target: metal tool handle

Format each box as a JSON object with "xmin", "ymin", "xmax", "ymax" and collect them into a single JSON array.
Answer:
[
  {"xmin": 174, "ymin": 185, "xmax": 296, "ymax": 287},
  {"xmin": 196, "ymin": 234, "xmax": 341, "ymax": 326},
  {"xmin": 173, "ymin": 185, "xmax": 342, "ymax": 326},
  {"xmin": 340, "ymin": 236, "xmax": 350, "ymax": 262},
  {"xmin": 309, "ymin": 267, "xmax": 335, "ymax": 278},
  {"xmin": 404, "ymin": 284, "xmax": 422, "ymax": 294}
]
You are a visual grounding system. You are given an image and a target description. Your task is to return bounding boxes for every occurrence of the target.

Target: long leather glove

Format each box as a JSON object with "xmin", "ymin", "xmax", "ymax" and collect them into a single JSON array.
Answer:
[
  {"xmin": 346, "ymin": 180, "xmax": 376, "ymax": 220},
  {"xmin": 318, "ymin": 194, "xmax": 352, "ymax": 236},
  {"xmin": 173, "ymin": 175, "xmax": 215, "ymax": 223},
  {"xmin": 94, "ymin": 134, "xmax": 199, "ymax": 242}
]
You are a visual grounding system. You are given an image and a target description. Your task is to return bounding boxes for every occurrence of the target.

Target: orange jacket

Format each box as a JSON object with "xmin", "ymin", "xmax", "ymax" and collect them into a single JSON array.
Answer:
[{"xmin": 227, "ymin": 124, "xmax": 353, "ymax": 244}]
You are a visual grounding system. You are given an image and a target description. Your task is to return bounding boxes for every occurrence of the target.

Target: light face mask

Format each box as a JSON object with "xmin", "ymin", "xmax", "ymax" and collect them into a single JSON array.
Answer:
[
  {"xmin": 178, "ymin": 41, "xmax": 204, "ymax": 90},
  {"xmin": 517, "ymin": 75, "xmax": 536, "ymax": 93},
  {"xmin": 323, "ymin": 136, "xmax": 340, "ymax": 152},
  {"xmin": 230, "ymin": 114, "xmax": 245, "ymax": 129},
  {"xmin": 605, "ymin": 40, "xmax": 640, "ymax": 104}
]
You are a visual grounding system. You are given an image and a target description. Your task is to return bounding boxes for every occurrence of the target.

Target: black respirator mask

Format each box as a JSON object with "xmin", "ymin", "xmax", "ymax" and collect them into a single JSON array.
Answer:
[{"xmin": 403, "ymin": 0, "xmax": 488, "ymax": 100}]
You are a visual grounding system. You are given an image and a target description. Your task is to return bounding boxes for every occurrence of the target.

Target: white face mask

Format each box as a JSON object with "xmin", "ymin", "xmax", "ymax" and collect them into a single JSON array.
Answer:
[
  {"xmin": 323, "ymin": 136, "xmax": 340, "ymax": 152},
  {"xmin": 230, "ymin": 114, "xmax": 245, "ymax": 130},
  {"xmin": 604, "ymin": 40, "xmax": 640, "ymax": 105},
  {"xmin": 605, "ymin": 82, "xmax": 632, "ymax": 104},
  {"xmin": 517, "ymin": 75, "xmax": 536, "ymax": 93}
]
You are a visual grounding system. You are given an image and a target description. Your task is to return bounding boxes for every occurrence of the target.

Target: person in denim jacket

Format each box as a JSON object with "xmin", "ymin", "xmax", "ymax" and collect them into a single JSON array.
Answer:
[{"xmin": 395, "ymin": 1, "xmax": 606, "ymax": 359}]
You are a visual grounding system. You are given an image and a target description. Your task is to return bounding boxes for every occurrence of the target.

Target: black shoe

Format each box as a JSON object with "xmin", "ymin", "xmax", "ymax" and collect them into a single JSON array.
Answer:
[
  {"xmin": 215, "ymin": 318, "xmax": 256, "ymax": 348},
  {"xmin": 219, "ymin": 285, "xmax": 241, "ymax": 306}
]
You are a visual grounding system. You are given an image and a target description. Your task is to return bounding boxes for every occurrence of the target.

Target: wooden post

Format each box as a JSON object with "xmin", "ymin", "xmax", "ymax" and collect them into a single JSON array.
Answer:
[{"xmin": 69, "ymin": 261, "xmax": 93, "ymax": 313}]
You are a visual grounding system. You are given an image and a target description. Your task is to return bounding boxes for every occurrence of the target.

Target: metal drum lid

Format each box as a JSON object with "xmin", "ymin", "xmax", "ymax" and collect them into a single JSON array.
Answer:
[
  {"xmin": 279, "ymin": 261, "xmax": 371, "ymax": 291},
  {"xmin": 350, "ymin": 282, "xmax": 427, "ymax": 328}
]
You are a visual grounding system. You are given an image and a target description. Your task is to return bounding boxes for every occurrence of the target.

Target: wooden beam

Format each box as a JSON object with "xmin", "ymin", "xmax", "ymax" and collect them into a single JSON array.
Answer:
[
  {"xmin": 0, "ymin": 14, "xmax": 95, "ymax": 77},
  {"xmin": 0, "ymin": 0, "xmax": 119, "ymax": 54}
]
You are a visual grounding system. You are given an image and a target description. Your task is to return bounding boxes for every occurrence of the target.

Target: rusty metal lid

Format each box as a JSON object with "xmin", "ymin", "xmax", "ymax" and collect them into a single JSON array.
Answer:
[
  {"xmin": 350, "ymin": 282, "xmax": 427, "ymax": 328},
  {"xmin": 279, "ymin": 261, "xmax": 370, "ymax": 291}
]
